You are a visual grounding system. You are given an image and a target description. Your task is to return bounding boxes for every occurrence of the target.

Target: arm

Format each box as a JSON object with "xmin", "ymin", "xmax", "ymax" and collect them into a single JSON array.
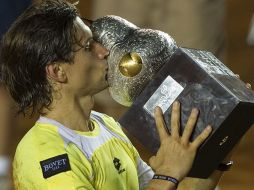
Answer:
[
  {"xmin": 145, "ymin": 101, "xmax": 212, "ymax": 190},
  {"xmin": 177, "ymin": 171, "xmax": 223, "ymax": 190}
]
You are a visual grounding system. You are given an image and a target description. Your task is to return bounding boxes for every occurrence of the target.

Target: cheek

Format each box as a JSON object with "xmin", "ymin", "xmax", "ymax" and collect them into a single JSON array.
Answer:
[
  {"xmin": 73, "ymin": 53, "xmax": 104, "ymax": 82},
  {"xmin": 75, "ymin": 56, "xmax": 92, "ymax": 75},
  {"xmin": 81, "ymin": 63, "xmax": 99, "ymax": 83},
  {"xmin": 86, "ymin": 60, "xmax": 102, "ymax": 73}
]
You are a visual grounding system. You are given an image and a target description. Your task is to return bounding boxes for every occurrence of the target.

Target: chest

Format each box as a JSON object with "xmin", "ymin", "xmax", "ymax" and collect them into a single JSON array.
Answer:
[{"xmin": 90, "ymin": 139, "xmax": 139, "ymax": 190}]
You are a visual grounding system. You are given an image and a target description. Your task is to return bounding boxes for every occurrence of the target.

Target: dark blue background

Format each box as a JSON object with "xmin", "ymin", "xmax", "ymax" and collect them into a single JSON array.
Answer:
[{"xmin": 0, "ymin": 0, "xmax": 31, "ymax": 37}]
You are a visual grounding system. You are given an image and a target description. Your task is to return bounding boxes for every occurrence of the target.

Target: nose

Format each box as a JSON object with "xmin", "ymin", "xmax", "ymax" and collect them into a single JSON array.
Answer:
[{"xmin": 93, "ymin": 42, "xmax": 109, "ymax": 60}]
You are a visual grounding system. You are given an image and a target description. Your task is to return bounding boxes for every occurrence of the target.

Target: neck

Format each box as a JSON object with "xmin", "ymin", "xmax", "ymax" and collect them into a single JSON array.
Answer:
[{"xmin": 43, "ymin": 94, "xmax": 95, "ymax": 132}]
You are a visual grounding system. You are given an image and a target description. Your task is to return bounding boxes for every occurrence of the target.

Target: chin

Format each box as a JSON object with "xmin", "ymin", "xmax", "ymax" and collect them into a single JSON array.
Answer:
[
  {"xmin": 93, "ymin": 83, "xmax": 109, "ymax": 95},
  {"xmin": 102, "ymin": 80, "xmax": 109, "ymax": 89},
  {"xmin": 100, "ymin": 83, "xmax": 109, "ymax": 92}
]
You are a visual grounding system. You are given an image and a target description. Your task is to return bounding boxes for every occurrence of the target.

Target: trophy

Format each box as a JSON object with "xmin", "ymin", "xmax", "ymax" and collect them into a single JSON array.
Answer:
[{"xmin": 91, "ymin": 16, "xmax": 254, "ymax": 178}]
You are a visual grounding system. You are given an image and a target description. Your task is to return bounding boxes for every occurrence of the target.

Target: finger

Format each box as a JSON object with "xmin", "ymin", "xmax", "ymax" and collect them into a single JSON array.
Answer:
[
  {"xmin": 170, "ymin": 101, "xmax": 180, "ymax": 139},
  {"xmin": 191, "ymin": 125, "xmax": 212, "ymax": 149},
  {"xmin": 181, "ymin": 108, "xmax": 199, "ymax": 145},
  {"xmin": 154, "ymin": 106, "xmax": 168, "ymax": 141}
]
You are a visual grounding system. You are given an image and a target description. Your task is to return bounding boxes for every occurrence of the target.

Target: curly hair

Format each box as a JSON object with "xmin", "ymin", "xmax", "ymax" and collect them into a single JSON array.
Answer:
[{"xmin": 0, "ymin": 0, "xmax": 82, "ymax": 115}]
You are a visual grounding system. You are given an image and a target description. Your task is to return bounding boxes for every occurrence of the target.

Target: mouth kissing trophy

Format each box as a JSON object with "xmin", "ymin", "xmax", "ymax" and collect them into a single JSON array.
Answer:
[{"xmin": 91, "ymin": 16, "xmax": 254, "ymax": 178}]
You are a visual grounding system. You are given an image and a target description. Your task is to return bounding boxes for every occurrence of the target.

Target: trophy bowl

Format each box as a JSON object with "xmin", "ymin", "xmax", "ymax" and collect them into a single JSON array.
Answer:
[{"xmin": 91, "ymin": 15, "xmax": 177, "ymax": 106}]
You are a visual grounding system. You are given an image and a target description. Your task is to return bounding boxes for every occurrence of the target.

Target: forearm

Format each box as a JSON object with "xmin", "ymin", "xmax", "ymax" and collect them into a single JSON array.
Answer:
[
  {"xmin": 177, "ymin": 170, "xmax": 223, "ymax": 190},
  {"xmin": 146, "ymin": 178, "xmax": 177, "ymax": 190}
]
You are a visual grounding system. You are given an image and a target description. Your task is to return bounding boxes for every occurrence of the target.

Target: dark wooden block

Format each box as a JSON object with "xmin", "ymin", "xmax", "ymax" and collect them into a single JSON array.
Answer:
[{"xmin": 119, "ymin": 47, "xmax": 254, "ymax": 178}]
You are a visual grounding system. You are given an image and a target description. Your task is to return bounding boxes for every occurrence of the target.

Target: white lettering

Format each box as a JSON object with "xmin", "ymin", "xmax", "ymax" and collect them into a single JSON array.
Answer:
[{"xmin": 43, "ymin": 158, "xmax": 67, "ymax": 172}]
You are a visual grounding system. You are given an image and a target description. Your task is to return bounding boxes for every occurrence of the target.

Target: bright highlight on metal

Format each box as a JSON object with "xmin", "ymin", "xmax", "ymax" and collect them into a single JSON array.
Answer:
[{"xmin": 119, "ymin": 52, "xmax": 142, "ymax": 77}]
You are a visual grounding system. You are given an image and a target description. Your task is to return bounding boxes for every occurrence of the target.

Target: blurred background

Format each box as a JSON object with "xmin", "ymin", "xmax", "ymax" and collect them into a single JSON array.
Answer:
[{"xmin": 0, "ymin": 0, "xmax": 254, "ymax": 190}]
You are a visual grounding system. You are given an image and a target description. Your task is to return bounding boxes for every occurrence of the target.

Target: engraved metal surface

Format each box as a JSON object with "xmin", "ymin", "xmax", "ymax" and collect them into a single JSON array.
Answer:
[
  {"xmin": 143, "ymin": 75, "xmax": 184, "ymax": 116},
  {"xmin": 91, "ymin": 15, "xmax": 177, "ymax": 106},
  {"xmin": 182, "ymin": 48, "xmax": 236, "ymax": 76}
]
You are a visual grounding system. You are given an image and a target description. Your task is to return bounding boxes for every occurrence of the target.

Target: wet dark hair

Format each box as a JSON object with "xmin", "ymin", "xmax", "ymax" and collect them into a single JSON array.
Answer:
[{"xmin": 0, "ymin": 0, "xmax": 82, "ymax": 115}]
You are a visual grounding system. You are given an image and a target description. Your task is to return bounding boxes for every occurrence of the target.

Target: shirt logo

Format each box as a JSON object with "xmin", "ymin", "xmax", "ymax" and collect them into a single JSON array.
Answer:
[
  {"xmin": 40, "ymin": 154, "xmax": 71, "ymax": 179},
  {"xmin": 113, "ymin": 157, "xmax": 126, "ymax": 174}
]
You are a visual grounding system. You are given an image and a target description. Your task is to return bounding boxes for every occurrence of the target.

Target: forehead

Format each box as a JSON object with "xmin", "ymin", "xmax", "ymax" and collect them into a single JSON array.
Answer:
[{"xmin": 75, "ymin": 16, "xmax": 92, "ymax": 39}]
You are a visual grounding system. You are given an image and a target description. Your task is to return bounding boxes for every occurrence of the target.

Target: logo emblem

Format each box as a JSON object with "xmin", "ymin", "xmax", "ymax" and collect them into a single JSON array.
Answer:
[
  {"xmin": 40, "ymin": 154, "xmax": 71, "ymax": 178},
  {"xmin": 113, "ymin": 157, "xmax": 126, "ymax": 174}
]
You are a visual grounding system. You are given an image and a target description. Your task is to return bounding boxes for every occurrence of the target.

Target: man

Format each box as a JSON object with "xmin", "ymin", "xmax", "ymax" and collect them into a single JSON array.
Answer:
[{"xmin": 1, "ymin": 0, "xmax": 220, "ymax": 189}]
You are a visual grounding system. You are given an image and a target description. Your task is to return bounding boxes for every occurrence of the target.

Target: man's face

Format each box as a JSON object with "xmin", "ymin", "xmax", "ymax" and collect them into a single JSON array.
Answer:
[{"xmin": 64, "ymin": 17, "xmax": 109, "ymax": 96}]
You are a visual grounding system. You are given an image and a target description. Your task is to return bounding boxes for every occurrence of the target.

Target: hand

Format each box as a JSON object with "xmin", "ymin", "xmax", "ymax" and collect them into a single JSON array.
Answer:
[{"xmin": 149, "ymin": 101, "xmax": 212, "ymax": 182}]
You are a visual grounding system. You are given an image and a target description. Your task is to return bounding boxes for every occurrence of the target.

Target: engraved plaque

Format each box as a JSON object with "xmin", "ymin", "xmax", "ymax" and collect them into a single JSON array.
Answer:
[{"xmin": 143, "ymin": 75, "xmax": 184, "ymax": 116}]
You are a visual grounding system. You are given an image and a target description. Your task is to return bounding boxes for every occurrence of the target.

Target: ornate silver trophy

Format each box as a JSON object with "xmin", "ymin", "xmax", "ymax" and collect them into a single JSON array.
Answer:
[
  {"xmin": 91, "ymin": 16, "xmax": 254, "ymax": 178},
  {"xmin": 91, "ymin": 16, "xmax": 177, "ymax": 106}
]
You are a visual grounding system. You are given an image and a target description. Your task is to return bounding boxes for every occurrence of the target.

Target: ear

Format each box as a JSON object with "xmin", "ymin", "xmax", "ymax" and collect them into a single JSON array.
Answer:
[{"xmin": 45, "ymin": 63, "xmax": 67, "ymax": 83}]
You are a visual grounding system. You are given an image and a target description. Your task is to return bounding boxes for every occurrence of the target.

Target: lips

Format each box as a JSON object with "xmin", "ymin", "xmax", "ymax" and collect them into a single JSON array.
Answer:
[
  {"xmin": 105, "ymin": 73, "xmax": 108, "ymax": 81},
  {"xmin": 105, "ymin": 67, "xmax": 109, "ymax": 81}
]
